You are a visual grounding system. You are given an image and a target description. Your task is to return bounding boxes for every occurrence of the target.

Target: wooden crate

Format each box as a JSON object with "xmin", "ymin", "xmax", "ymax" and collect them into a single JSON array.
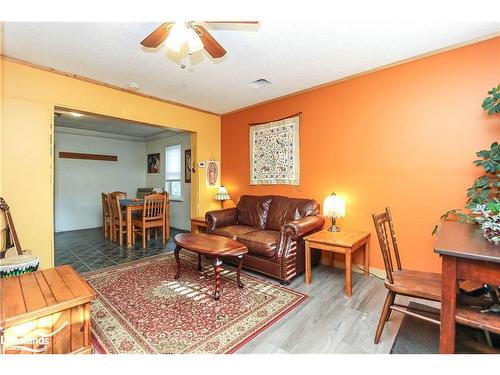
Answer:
[{"xmin": 0, "ymin": 265, "xmax": 95, "ymax": 354}]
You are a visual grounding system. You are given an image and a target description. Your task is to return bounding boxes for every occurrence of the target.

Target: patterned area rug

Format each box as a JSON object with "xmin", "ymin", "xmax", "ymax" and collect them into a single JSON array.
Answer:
[{"xmin": 84, "ymin": 253, "xmax": 307, "ymax": 354}]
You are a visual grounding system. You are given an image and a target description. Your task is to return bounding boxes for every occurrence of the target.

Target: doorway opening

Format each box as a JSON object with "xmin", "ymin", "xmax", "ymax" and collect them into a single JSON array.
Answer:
[{"xmin": 53, "ymin": 108, "xmax": 192, "ymax": 272}]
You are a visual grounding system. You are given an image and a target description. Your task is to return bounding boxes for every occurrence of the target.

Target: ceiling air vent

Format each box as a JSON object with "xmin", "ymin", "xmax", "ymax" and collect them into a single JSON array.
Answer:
[{"xmin": 249, "ymin": 79, "xmax": 272, "ymax": 89}]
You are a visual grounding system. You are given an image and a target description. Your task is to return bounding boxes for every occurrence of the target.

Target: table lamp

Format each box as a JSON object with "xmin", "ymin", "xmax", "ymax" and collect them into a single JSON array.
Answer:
[
  {"xmin": 214, "ymin": 186, "xmax": 231, "ymax": 209},
  {"xmin": 323, "ymin": 193, "xmax": 345, "ymax": 232}
]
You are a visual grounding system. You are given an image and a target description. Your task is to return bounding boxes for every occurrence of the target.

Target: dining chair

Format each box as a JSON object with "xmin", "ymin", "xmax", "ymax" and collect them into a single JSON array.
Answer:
[
  {"xmin": 110, "ymin": 192, "xmax": 127, "ymax": 246},
  {"xmin": 133, "ymin": 193, "xmax": 167, "ymax": 248},
  {"xmin": 109, "ymin": 191, "xmax": 127, "ymax": 199},
  {"xmin": 161, "ymin": 191, "xmax": 170, "ymax": 241},
  {"xmin": 101, "ymin": 192, "xmax": 113, "ymax": 241},
  {"xmin": 372, "ymin": 207, "xmax": 442, "ymax": 344}
]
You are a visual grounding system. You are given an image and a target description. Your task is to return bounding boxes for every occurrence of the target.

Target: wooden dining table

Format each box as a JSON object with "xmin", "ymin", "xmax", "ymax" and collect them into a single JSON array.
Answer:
[
  {"xmin": 119, "ymin": 199, "xmax": 144, "ymax": 248},
  {"xmin": 119, "ymin": 198, "xmax": 170, "ymax": 249},
  {"xmin": 434, "ymin": 221, "xmax": 500, "ymax": 353}
]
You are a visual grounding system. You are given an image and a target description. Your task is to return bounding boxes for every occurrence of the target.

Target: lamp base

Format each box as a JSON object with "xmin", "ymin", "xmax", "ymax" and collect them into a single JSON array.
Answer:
[{"xmin": 327, "ymin": 217, "xmax": 341, "ymax": 232}]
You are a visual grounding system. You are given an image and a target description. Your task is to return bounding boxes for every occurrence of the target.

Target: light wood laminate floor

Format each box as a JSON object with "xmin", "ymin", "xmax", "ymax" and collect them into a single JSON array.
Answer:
[{"xmin": 236, "ymin": 264, "xmax": 426, "ymax": 354}]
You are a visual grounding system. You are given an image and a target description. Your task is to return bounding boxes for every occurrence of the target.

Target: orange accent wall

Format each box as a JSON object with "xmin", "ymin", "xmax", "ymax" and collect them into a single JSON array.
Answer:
[{"xmin": 221, "ymin": 37, "xmax": 500, "ymax": 273}]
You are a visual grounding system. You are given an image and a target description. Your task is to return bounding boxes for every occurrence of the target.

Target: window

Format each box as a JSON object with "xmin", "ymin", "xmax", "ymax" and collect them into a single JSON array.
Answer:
[{"xmin": 165, "ymin": 144, "xmax": 182, "ymax": 200}]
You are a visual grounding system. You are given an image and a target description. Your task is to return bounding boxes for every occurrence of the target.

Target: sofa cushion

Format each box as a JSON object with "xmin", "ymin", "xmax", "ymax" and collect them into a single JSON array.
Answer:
[
  {"xmin": 212, "ymin": 225, "xmax": 256, "ymax": 240},
  {"xmin": 237, "ymin": 230, "xmax": 280, "ymax": 258},
  {"xmin": 237, "ymin": 195, "xmax": 273, "ymax": 229},
  {"xmin": 266, "ymin": 196, "xmax": 320, "ymax": 231}
]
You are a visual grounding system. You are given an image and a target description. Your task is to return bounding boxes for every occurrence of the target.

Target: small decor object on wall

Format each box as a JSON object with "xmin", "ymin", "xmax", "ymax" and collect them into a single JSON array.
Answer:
[
  {"xmin": 185, "ymin": 149, "xmax": 192, "ymax": 183},
  {"xmin": 147, "ymin": 153, "xmax": 160, "ymax": 174},
  {"xmin": 249, "ymin": 114, "xmax": 300, "ymax": 185},
  {"xmin": 206, "ymin": 161, "xmax": 220, "ymax": 187}
]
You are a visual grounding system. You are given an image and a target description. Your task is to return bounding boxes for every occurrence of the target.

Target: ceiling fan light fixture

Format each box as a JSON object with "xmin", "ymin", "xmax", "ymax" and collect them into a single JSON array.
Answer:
[
  {"xmin": 186, "ymin": 27, "xmax": 204, "ymax": 54},
  {"xmin": 165, "ymin": 21, "xmax": 188, "ymax": 52}
]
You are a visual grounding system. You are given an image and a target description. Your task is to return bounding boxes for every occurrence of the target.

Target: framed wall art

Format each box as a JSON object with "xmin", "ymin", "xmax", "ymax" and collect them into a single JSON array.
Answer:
[
  {"xmin": 249, "ymin": 114, "xmax": 300, "ymax": 185},
  {"xmin": 147, "ymin": 153, "xmax": 160, "ymax": 174},
  {"xmin": 185, "ymin": 149, "xmax": 192, "ymax": 183}
]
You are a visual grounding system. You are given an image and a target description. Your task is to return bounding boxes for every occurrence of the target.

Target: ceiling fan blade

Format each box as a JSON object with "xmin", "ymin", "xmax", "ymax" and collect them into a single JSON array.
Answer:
[
  {"xmin": 201, "ymin": 21, "xmax": 259, "ymax": 24},
  {"xmin": 193, "ymin": 25, "xmax": 227, "ymax": 58},
  {"xmin": 140, "ymin": 23, "xmax": 171, "ymax": 48}
]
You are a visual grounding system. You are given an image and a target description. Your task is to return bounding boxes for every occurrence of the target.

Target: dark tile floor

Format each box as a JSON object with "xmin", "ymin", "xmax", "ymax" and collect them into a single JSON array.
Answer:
[{"xmin": 55, "ymin": 227, "xmax": 186, "ymax": 273}]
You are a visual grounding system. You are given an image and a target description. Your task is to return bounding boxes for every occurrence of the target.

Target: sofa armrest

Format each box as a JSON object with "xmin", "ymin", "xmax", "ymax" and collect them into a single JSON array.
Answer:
[
  {"xmin": 281, "ymin": 215, "xmax": 325, "ymax": 239},
  {"xmin": 205, "ymin": 207, "xmax": 238, "ymax": 231}
]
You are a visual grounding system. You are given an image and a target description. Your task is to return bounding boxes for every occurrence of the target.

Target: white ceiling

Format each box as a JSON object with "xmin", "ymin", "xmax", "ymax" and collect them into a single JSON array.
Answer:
[
  {"xmin": 55, "ymin": 109, "xmax": 180, "ymax": 141},
  {"xmin": 2, "ymin": 22, "xmax": 499, "ymax": 114}
]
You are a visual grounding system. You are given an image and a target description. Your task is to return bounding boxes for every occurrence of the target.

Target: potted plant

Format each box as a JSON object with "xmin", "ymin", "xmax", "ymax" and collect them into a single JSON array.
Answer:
[{"xmin": 435, "ymin": 85, "xmax": 500, "ymax": 244}]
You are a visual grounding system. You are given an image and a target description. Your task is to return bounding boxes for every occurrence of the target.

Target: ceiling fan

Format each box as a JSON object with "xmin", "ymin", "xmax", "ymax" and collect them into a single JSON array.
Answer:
[{"xmin": 140, "ymin": 21, "xmax": 258, "ymax": 58}]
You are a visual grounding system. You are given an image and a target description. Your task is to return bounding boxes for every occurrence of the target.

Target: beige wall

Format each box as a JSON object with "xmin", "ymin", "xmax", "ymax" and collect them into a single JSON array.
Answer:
[
  {"xmin": 146, "ymin": 132, "xmax": 192, "ymax": 231},
  {"xmin": 0, "ymin": 58, "xmax": 221, "ymax": 268}
]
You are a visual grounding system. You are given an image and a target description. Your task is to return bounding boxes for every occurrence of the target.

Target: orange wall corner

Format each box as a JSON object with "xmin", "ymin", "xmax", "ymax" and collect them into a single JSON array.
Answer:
[{"xmin": 220, "ymin": 37, "xmax": 500, "ymax": 273}]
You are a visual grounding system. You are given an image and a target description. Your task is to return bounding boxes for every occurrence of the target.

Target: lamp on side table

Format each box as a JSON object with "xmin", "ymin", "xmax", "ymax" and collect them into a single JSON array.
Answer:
[{"xmin": 214, "ymin": 186, "xmax": 231, "ymax": 209}]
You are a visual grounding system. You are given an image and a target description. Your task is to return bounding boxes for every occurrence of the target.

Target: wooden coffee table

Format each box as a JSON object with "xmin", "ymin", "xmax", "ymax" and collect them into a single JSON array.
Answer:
[{"xmin": 173, "ymin": 233, "xmax": 248, "ymax": 300}]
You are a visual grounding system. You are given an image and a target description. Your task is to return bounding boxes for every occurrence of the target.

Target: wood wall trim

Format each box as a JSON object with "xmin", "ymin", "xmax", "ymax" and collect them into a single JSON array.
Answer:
[
  {"xmin": 222, "ymin": 32, "xmax": 500, "ymax": 116},
  {"xmin": 0, "ymin": 55, "xmax": 219, "ymax": 117},
  {"xmin": 59, "ymin": 152, "xmax": 118, "ymax": 161},
  {"xmin": 248, "ymin": 112, "xmax": 302, "ymax": 126}
]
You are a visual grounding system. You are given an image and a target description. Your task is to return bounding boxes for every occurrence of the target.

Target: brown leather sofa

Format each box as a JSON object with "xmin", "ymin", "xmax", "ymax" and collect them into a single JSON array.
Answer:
[{"xmin": 205, "ymin": 195, "xmax": 325, "ymax": 284}]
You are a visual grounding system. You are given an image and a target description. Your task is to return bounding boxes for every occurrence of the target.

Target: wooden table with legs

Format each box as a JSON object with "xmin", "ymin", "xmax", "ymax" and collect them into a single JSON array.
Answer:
[
  {"xmin": 191, "ymin": 217, "xmax": 208, "ymax": 233},
  {"xmin": 434, "ymin": 221, "xmax": 500, "ymax": 354},
  {"xmin": 120, "ymin": 199, "xmax": 170, "ymax": 248},
  {"xmin": 304, "ymin": 229, "xmax": 370, "ymax": 297},
  {"xmin": 173, "ymin": 233, "xmax": 248, "ymax": 300}
]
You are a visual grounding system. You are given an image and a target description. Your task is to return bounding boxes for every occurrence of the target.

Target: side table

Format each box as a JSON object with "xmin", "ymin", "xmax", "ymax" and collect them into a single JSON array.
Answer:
[
  {"xmin": 191, "ymin": 217, "xmax": 208, "ymax": 233},
  {"xmin": 304, "ymin": 229, "xmax": 370, "ymax": 297}
]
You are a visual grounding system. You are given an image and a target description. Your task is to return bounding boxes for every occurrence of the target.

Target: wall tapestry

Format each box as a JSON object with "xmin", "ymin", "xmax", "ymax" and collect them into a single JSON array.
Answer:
[
  {"xmin": 206, "ymin": 160, "xmax": 220, "ymax": 187},
  {"xmin": 185, "ymin": 149, "xmax": 192, "ymax": 183},
  {"xmin": 249, "ymin": 114, "xmax": 300, "ymax": 185},
  {"xmin": 147, "ymin": 153, "xmax": 160, "ymax": 174}
]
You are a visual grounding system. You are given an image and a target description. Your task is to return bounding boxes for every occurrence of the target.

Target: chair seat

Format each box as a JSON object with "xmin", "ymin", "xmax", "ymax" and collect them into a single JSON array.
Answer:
[
  {"xmin": 113, "ymin": 218, "xmax": 126, "ymax": 227},
  {"xmin": 133, "ymin": 218, "xmax": 163, "ymax": 228},
  {"xmin": 212, "ymin": 225, "xmax": 256, "ymax": 239},
  {"xmin": 237, "ymin": 230, "xmax": 279, "ymax": 258},
  {"xmin": 385, "ymin": 269, "xmax": 441, "ymax": 301}
]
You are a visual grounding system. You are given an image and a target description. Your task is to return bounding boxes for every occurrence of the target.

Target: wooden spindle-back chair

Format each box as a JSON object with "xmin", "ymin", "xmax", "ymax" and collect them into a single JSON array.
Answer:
[
  {"xmin": 161, "ymin": 191, "xmax": 170, "ymax": 241},
  {"xmin": 372, "ymin": 207, "xmax": 442, "ymax": 344},
  {"xmin": 133, "ymin": 193, "xmax": 167, "ymax": 248},
  {"xmin": 109, "ymin": 191, "xmax": 127, "ymax": 246},
  {"xmin": 101, "ymin": 193, "xmax": 113, "ymax": 241},
  {"xmin": 109, "ymin": 191, "xmax": 127, "ymax": 199}
]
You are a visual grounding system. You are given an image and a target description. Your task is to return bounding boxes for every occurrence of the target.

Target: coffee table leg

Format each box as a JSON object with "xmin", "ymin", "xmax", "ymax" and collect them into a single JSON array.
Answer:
[
  {"xmin": 236, "ymin": 255, "xmax": 244, "ymax": 288},
  {"xmin": 174, "ymin": 245, "xmax": 182, "ymax": 279},
  {"xmin": 198, "ymin": 253, "xmax": 202, "ymax": 271},
  {"xmin": 213, "ymin": 257, "xmax": 222, "ymax": 300}
]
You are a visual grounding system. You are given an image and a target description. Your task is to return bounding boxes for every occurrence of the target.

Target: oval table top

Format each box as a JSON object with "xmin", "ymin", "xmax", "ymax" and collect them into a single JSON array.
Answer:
[{"xmin": 174, "ymin": 233, "xmax": 248, "ymax": 256}]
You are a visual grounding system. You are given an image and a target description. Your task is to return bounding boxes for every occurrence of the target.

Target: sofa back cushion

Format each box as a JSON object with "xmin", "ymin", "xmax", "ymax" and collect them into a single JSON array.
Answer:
[
  {"xmin": 237, "ymin": 195, "xmax": 273, "ymax": 229},
  {"xmin": 266, "ymin": 195, "xmax": 320, "ymax": 231}
]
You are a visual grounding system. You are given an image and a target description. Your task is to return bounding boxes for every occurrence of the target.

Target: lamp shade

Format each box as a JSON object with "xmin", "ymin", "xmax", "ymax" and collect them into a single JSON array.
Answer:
[
  {"xmin": 165, "ymin": 21, "xmax": 188, "ymax": 52},
  {"xmin": 323, "ymin": 193, "xmax": 345, "ymax": 218},
  {"xmin": 214, "ymin": 186, "xmax": 230, "ymax": 201},
  {"xmin": 186, "ymin": 27, "xmax": 204, "ymax": 53}
]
